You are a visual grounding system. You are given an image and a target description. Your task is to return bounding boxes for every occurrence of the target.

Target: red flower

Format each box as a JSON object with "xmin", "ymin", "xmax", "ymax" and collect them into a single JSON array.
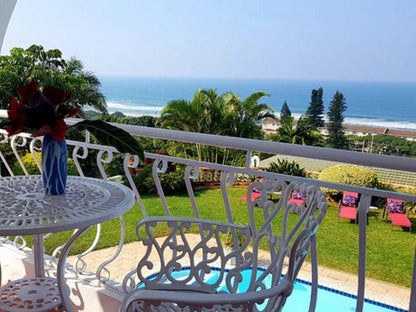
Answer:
[{"xmin": 4, "ymin": 81, "xmax": 79, "ymax": 141}]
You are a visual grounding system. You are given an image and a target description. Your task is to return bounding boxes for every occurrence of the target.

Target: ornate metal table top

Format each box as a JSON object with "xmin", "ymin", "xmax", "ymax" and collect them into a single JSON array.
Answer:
[{"xmin": 0, "ymin": 175, "xmax": 135, "ymax": 235}]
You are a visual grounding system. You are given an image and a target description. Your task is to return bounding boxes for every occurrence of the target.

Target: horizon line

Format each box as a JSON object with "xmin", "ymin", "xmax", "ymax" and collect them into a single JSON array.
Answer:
[{"xmin": 96, "ymin": 74, "xmax": 416, "ymax": 85}]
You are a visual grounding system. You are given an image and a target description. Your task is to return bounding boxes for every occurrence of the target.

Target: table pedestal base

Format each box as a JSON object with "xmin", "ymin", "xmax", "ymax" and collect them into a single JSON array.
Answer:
[{"xmin": 0, "ymin": 277, "xmax": 68, "ymax": 312}]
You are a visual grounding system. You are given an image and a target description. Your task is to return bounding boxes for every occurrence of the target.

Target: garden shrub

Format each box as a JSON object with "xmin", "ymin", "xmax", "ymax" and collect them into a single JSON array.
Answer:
[
  {"xmin": 374, "ymin": 184, "xmax": 416, "ymax": 209},
  {"xmin": 318, "ymin": 164, "xmax": 379, "ymax": 200},
  {"xmin": 133, "ymin": 164, "xmax": 186, "ymax": 195},
  {"xmin": 13, "ymin": 151, "xmax": 78, "ymax": 175},
  {"xmin": 268, "ymin": 159, "xmax": 306, "ymax": 177}
]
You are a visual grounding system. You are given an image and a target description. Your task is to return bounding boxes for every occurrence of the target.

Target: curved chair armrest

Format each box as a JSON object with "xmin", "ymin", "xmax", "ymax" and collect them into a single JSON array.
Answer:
[{"xmin": 120, "ymin": 279, "xmax": 292, "ymax": 312}]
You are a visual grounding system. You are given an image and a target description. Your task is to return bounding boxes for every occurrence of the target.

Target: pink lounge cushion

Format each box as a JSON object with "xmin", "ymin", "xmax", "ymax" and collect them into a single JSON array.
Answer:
[
  {"xmin": 387, "ymin": 199, "xmax": 404, "ymax": 213},
  {"xmin": 388, "ymin": 211, "xmax": 411, "ymax": 227},
  {"xmin": 241, "ymin": 192, "xmax": 261, "ymax": 202},
  {"xmin": 241, "ymin": 179, "xmax": 263, "ymax": 202},
  {"xmin": 288, "ymin": 198, "xmax": 305, "ymax": 206},
  {"xmin": 339, "ymin": 207, "xmax": 357, "ymax": 220},
  {"xmin": 292, "ymin": 191, "xmax": 306, "ymax": 200},
  {"xmin": 342, "ymin": 192, "xmax": 359, "ymax": 207}
]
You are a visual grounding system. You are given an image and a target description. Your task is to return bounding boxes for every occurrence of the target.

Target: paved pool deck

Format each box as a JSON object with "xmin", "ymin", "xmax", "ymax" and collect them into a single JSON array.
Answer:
[{"xmin": 67, "ymin": 234, "xmax": 411, "ymax": 311}]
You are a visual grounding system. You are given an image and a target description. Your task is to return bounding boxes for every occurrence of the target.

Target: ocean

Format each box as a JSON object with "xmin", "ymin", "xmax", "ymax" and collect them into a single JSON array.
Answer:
[{"xmin": 99, "ymin": 76, "xmax": 416, "ymax": 131}]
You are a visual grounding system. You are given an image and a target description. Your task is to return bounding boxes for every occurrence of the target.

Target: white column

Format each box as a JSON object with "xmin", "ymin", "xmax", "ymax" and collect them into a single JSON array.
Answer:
[{"xmin": 0, "ymin": 0, "xmax": 17, "ymax": 54}]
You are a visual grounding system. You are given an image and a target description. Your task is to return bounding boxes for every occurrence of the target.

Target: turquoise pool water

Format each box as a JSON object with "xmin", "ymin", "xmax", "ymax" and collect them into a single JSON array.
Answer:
[
  {"xmin": 139, "ymin": 267, "xmax": 406, "ymax": 312},
  {"xmin": 284, "ymin": 278, "xmax": 405, "ymax": 312}
]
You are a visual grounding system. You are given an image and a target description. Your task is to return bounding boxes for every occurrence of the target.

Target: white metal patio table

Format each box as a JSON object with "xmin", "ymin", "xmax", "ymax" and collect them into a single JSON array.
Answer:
[{"xmin": 0, "ymin": 175, "xmax": 135, "ymax": 312}]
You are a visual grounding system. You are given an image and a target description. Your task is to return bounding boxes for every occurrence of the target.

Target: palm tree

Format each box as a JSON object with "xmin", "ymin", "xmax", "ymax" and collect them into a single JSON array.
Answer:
[
  {"xmin": 159, "ymin": 90, "xmax": 208, "ymax": 160},
  {"xmin": 0, "ymin": 45, "xmax": 107, "ymax": 113},
  {"xmin": 159, "ymin": 89, "xmax": 273, "ymax": 164},
  {"xmin": 62, "ymin": 58, "xmax": 107, "ymax": 114},
  {"xmin": 197, "ymin": 89, "xmax": 235, "ymax": 136},
  {"xmin": 227, "ymin": 91, "xmax": 272, "ymax": 139},
  {"xmin": 269, "ymin": 116, "xmax": 323, "ymax": 146}
]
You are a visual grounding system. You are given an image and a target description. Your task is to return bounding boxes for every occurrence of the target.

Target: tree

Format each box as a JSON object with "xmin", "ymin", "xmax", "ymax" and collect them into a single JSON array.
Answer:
[
  {"xmin": 0, "ymin": 44, "xmax": 107, "ymax": 113},
  {"xmin": 158, "ymin": 89, "xmax": 272, "ymax": 164},
  {"xmin": 159, "ymin": 88, "xmax": 272, "ymax": 139},
  {"xmin": 280, "ymin": 101, "xmax": 291, "ymax": 120},
  {"xmin": 269, "ymin": 116, "xmax": 323, "ymax": 146},
  {"xmin": 227, "ymin": 91, "xmax": 272, "ymax": 139},
  {"xmin": 326, "ymin": 91, "xmax": 348, "ymax": 149},
  {"xmin": 112, "ymin": 111, "xmax": 126, "ymax": 118},
  {"xmin": 158, "ymin": 89, "xmax": 222, "ymax": 161},
  {"xmin": 305, "ymin": 87, "xmax": 324, "ymax": 128},
  {"xmin": 319, "ymin": 164, "xmax": 379, "ymax": 198},
  {"xmin": 97, "ymin": 113, "xmax": 157, "ymax": 127},
  {"xmin": 62, "ymin": 58, "xmax": 107, "ymax": 113},
  {"xmin": 347, "ymin": 134, "xmax": 416, "ymax": 157},
  {"xmin": 158, "ymin": 91, "xmax": 205, "ymax": 134},
  {"xmin": 268, "ymin": 159, "xmax": 306, "ymax": 177}
]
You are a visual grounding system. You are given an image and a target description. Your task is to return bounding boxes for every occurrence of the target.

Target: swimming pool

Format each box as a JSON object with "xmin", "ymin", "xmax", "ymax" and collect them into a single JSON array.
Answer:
[
  {"xmin": 284, "ymin": 277, "xmax": 406, "ymax": 312},
  {"xmin": 138, "ymin": 267, "xmax": 407, "ymax": 312}
]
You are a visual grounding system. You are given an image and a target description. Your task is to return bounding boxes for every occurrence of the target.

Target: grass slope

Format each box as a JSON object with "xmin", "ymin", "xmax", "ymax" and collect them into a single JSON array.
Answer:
[{"xmin": 33, "ymin": 187, "xmax": 414, "ymax": 288}]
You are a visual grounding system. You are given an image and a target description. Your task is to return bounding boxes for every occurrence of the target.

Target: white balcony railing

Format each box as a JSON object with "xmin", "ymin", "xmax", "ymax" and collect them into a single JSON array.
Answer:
[{"xmin": 0, "ymin": 110, "xmax": 415, "ymax": 311}]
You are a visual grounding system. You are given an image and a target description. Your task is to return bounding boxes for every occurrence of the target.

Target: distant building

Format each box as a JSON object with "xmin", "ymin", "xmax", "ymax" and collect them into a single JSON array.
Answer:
[
  {"xmin": 261, "ymin": 117, "xmax": 416, "ymax": 142},
  {"xmin": 342, "ymin": 125, "xmax": 416, "ymax": 141},
  {"xmin": 261, "ymin": 118, "xmax": 281, "ymax": 135}
]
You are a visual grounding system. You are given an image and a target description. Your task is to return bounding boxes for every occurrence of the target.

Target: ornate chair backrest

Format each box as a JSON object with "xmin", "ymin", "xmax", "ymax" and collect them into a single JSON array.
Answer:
[{"xmin": 123, "ymin": 179, "xmax": 328, "ymax": 312}]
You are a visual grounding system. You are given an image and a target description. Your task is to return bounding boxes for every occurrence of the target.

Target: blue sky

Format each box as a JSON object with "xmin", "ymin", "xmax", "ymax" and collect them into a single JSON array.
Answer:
[{"xmin": 2, "ymin": 0, "xmax": 416, "ymax": 82}]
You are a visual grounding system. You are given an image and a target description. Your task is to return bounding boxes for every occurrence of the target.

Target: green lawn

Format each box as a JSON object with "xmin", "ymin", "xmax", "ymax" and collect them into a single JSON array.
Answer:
[{"xmin": 36, "ymin": 187, "xmax": 415, "ymax": 288}]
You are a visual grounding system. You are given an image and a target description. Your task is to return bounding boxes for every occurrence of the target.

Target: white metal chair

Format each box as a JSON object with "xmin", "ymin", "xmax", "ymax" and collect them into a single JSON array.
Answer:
[{"xmin": 120, "ymin": 180, "xmax": 328, "ymax": 312}]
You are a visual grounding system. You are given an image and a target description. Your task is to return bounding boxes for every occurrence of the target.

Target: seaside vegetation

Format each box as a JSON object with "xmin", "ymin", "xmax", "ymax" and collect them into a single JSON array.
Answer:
[
  {"xmin": 319, "ymin": 164, "xmax": 380, "ymax": 199},
  {"xmin": 92, "ymin": 111, "xmax": 157, "ymax": 127},
  {"xmin": 270, "ymin": 88, "xmax": 349, "ymax": 149},
  {"xmin": 280, "ymin": 101, "xmax": 291, "ymax": 119},
  {"xmin": 0, "ymin": 44, "xmax": 107, "ymax": 113},
  {"xmin": 267, "ymin": 115, "xmax": 324, "ymax": 146},
  {"xmin": 326, "ymin": 91, "xmax": 349, "ymax": 149},
  {"xmin": 348, "ymin": 134, "xmax": 416, "ymax": 157},
  {"xmin": 268, "ymin": 158, "xmax": 307, "ymax": 177},
  {"xmin": 158, "ymin": 88, "xmax": 273, "ymax": 139},
  {"xmin": 305, "ymin": 87, "xmax": 325, "ymax": 128},
  {"xmin": 156, "ymin": 88, "xmax": 273, "ymax": 164}
]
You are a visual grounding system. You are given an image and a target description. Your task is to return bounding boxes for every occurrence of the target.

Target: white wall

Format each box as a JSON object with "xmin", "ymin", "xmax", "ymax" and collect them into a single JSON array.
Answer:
[{"xmin": 0, "ymin": 0, "xmax": 17, "ymax": 54}]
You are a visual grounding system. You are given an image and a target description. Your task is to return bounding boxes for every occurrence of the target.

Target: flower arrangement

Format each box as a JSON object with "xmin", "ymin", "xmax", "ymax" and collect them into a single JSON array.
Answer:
[
  {"xmin": 1, "ymin": 80, "xmax": 144, "ymax": 157},
  {"xmin": 4, "ymin": 80, "xmax": 77, "ymax": 141}
]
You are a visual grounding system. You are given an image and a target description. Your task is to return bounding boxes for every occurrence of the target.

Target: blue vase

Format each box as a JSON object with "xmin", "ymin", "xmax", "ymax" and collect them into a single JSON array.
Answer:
[{"xmin": 42, "ymin": 135, "xmax": 68, "ymax": 195}]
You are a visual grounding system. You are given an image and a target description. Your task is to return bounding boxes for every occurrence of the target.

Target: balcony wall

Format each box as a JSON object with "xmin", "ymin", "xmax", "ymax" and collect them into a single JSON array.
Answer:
[{"xmin": 0, "ymin": 111, "xmax": 416, "ymax": 311}]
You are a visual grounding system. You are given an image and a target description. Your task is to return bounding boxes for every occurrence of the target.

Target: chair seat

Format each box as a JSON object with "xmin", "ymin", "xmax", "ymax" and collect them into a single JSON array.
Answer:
[
  {"xmin": 339, "ymin": 207, "xmax": 357, "ymax": 220},
  {"xmin": 388, "ymin": 212, "xmax": 411, "ymax": 227}
]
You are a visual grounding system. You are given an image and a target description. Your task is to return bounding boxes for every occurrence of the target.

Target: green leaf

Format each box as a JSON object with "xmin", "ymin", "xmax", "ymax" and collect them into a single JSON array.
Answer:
[
  {"xmin": 71, "ymin": 120, "xmax": 144, "ymax": 159},
  {"xmin": 0, "ymin": 119, "xmax": 12, "ymax": 128}
]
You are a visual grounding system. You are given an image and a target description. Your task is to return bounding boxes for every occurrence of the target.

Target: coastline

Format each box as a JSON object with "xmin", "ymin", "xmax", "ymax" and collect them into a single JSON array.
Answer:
[
  {"xmin": 100, "ymin": 77, "xmax": 416, "ymax": 131},
  {"xmin": 106, "ymin": 105, "xmax": 416, "ymax": 133}
]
